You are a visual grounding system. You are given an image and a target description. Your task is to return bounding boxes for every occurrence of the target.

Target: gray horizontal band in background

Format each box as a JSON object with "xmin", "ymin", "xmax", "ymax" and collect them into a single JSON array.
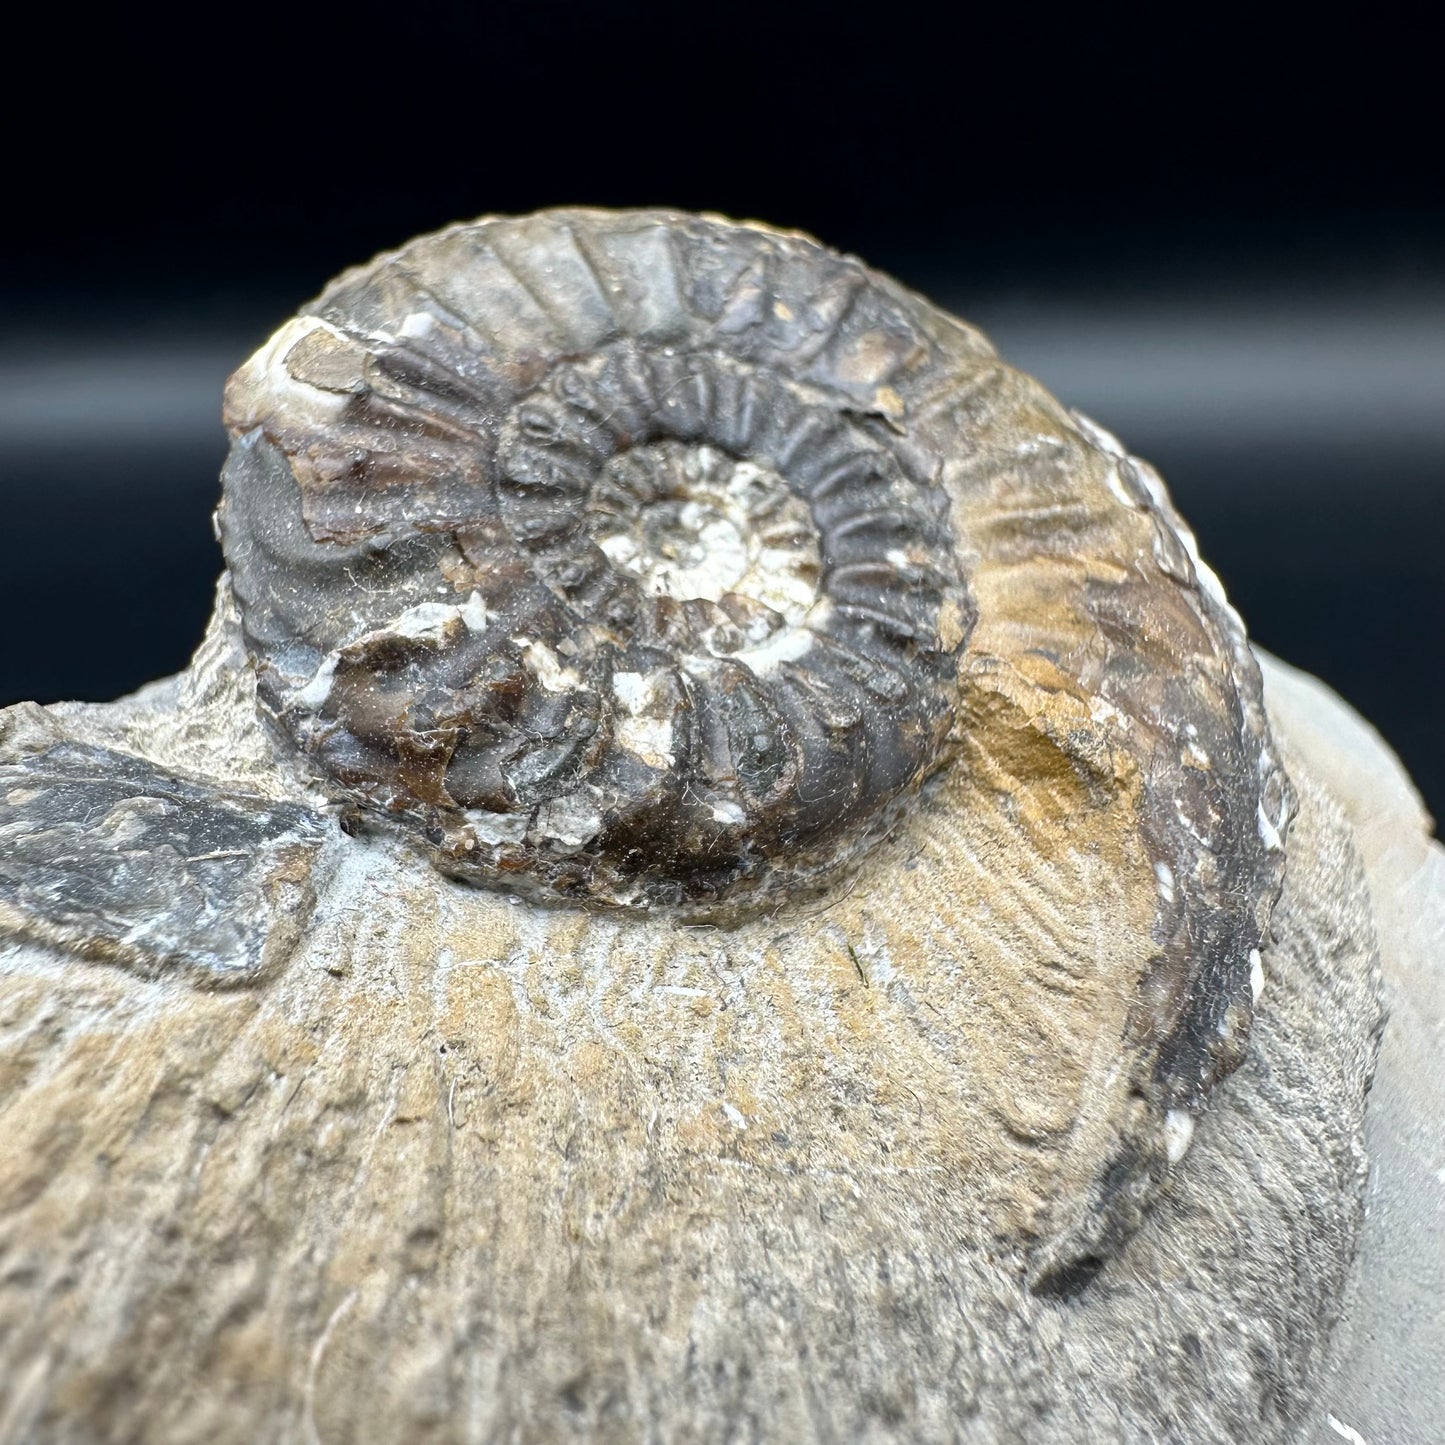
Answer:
[{"xmin": 3, "ymin": 293, "xmax": 1442, "ymax": 463}]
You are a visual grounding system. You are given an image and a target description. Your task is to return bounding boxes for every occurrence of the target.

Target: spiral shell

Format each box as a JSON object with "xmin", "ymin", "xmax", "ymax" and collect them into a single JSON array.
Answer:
[{"xmin": 219, "ymin": 208, "xmax": 1289, "ymax": 1121}]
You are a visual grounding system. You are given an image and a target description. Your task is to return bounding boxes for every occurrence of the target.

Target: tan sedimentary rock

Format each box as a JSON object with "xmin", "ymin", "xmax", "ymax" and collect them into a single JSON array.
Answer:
[{"xmin": 0, "ymin": 211, "xmax": 1436, "ymax": 1442}]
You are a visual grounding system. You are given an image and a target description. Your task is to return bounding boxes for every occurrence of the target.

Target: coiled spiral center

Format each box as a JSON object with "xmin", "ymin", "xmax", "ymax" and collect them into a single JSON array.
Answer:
[{"xmin": 590, "ymin": 442, "xmax": 820, "ymax": 631}]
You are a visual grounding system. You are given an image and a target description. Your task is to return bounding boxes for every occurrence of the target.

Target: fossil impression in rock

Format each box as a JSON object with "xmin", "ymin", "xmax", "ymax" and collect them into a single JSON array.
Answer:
[
  {"xmin": 217, "ymin": 211, "xmax": 1289, "ymax": 1250},
  {"xmin": 11, "ymin": 210, "xmax": 1422, "ymax": 1445}
]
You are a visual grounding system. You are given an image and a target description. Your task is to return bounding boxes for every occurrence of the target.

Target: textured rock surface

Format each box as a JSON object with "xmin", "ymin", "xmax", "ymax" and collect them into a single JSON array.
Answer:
[
  {"xmin": 1, "ymin": 617, "xmax": 1435, "ymax": 1442},
  {"xmin": 1260, "ymin": 653, "xmax": 1445, "ymax": 1445},
  {"xmin": 0, "ymin": 731, "xmax": 323, "ymax": 986}
]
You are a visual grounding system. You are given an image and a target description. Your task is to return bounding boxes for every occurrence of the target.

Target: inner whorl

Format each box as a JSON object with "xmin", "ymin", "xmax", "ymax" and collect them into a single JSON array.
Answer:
[{"xmin": 218, "ymin": 211, "xmax": 979, "ymax": 910}]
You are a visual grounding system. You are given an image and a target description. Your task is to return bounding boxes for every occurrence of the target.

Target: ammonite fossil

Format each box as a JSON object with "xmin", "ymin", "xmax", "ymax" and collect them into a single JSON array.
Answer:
[
  {"xmin": 18, "ymin": 209, "xmax": 1428, "ymax": 1445},
  {"xmin": 220, "ymin": 207, "xmax": 1288, "ymax": 1132}
]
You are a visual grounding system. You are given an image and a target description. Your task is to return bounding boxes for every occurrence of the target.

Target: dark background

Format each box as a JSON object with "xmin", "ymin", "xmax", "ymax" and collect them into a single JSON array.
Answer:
[{"xmin": 2, "ymin": 3, "xmax": 1440, "ymax": 817}]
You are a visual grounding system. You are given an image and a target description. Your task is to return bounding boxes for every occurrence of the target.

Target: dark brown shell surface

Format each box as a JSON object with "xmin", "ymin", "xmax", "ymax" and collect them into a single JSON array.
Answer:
[{"xmin": 218, "ymin": 208, "xmax": 1290, "ymax": 1125}]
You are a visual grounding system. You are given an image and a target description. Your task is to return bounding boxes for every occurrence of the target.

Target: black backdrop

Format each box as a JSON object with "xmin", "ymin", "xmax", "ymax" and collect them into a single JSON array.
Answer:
[{"xmin": 2, "ymin": 1, "xmax": 1440, "ymax": 815}]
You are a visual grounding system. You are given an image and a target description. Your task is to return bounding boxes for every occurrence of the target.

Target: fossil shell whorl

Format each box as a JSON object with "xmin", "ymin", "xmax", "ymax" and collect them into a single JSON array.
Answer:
[
  {"xmin": 218, "ymin": 208, "xmax": 1290, "ymax": 1131},
  {"xmin": 219, "ymin": 211, "xmax": 980, "ymax": 912}
]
